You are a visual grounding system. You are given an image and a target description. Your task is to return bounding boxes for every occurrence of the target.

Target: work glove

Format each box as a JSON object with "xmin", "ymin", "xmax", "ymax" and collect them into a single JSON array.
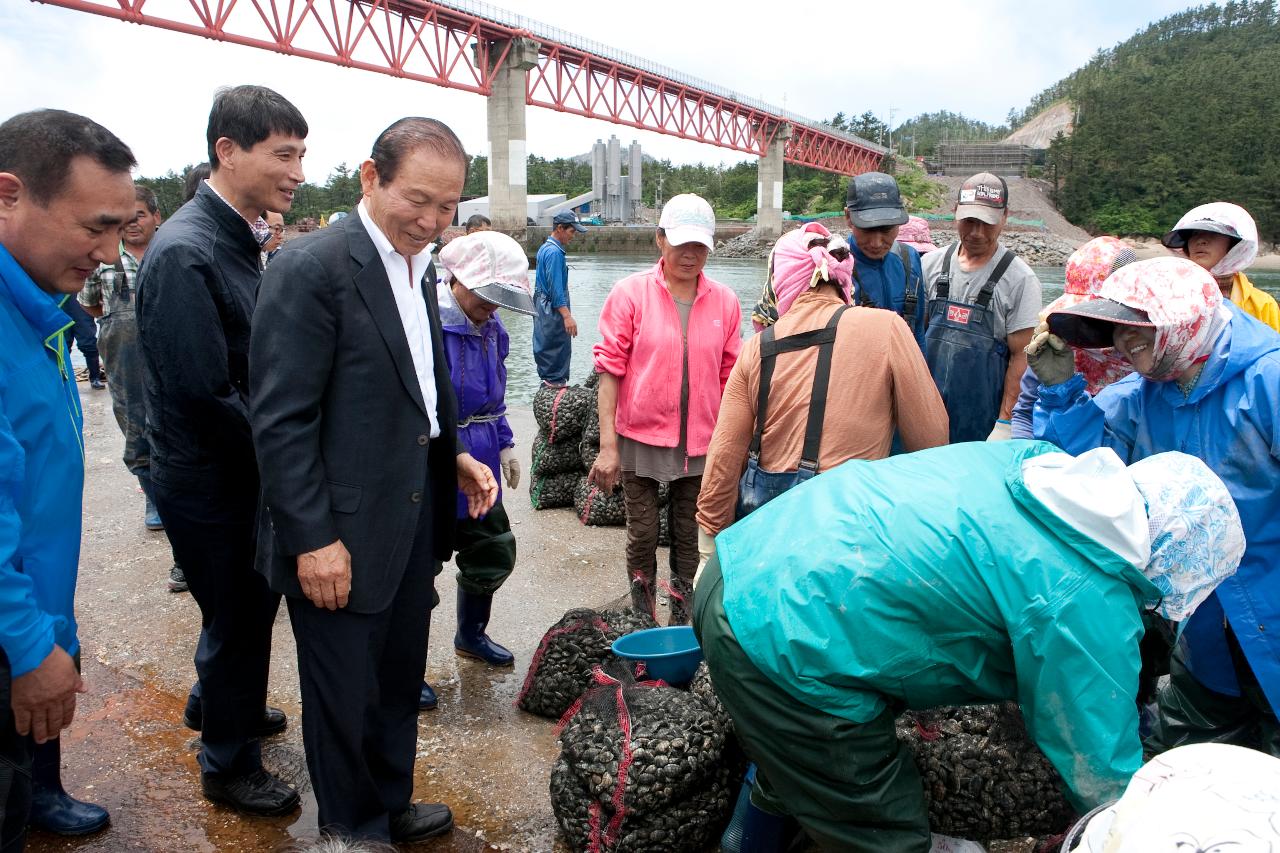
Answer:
[
  {"xmin": 499, "ymin": 447, "xmax": 520, "ymax": 490},
  {"xmin": 986, "ymin": 420, "xmax": 1012, "ymax": 441},
  {"xmin": 695, "ymin": 527, "xmax": 716, "ymax": 587},
  {"xmin": 1025, "ymin": 322, "xmax": 1075, "ymax": 387}
]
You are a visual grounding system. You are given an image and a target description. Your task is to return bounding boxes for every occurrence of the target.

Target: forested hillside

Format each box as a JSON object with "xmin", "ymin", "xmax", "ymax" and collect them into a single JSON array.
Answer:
[{"xmin": 1028, "ymin": 1, "xmax": 1279, "ymax": 239}]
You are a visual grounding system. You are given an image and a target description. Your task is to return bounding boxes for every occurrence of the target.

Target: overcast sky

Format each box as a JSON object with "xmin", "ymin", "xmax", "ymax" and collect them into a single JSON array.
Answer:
[{"xmin": 3, "ymin": 0, "xmax": 1196, "ymax": 180}]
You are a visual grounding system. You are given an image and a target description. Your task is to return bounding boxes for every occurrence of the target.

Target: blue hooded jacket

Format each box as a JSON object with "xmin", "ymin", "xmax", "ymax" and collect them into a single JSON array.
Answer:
[
  {"xmin": 848, "ymin": 237, "xmax": 927, "ymax": 349},
  {"xmin": 1035, "ymin": 308, "xmax": 1280, "ymax": 712},
  {"xmin": 0, "ymin": 243, "xmax": 84, "ymax": 677}
]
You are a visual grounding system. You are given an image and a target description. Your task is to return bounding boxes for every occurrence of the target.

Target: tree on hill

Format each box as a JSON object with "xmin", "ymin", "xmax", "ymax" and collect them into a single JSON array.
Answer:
[{"xmin": 1024, "ymin": 0, "xmax": 1280, "ymax": 239}]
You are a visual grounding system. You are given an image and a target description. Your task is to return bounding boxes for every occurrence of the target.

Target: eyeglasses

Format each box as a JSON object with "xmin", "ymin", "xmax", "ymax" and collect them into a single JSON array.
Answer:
[{"xmin": 270, "ymin": 225, "xmax": 284, "ymax": 234}]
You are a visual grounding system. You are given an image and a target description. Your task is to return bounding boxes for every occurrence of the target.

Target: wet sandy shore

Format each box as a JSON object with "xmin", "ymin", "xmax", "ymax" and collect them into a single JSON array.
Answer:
[{"xmin": 34, "ymin": 385, "xmax": 637, "ymax": 852}]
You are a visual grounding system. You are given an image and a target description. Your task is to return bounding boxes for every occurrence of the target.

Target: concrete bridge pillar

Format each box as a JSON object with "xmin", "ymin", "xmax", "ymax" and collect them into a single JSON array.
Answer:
[
  {"xmin": 485, "ymin": 37, "xmax": 539, "ymax": 232},
  {"xmin": 756, "ymin": 123, "xmax": 791, "ymax": 238}
]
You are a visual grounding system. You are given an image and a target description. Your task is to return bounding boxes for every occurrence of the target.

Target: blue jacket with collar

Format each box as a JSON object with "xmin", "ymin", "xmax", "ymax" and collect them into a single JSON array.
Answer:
[{"xmin": 0, "ymin": 242, "xmax": 84, "ymax": 677}]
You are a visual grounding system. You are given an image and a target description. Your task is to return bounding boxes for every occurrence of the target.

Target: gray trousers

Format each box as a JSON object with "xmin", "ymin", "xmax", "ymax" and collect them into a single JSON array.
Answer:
[{"xmin": 97, "ymin": 313, "xmax": 149, "ymax": 475}]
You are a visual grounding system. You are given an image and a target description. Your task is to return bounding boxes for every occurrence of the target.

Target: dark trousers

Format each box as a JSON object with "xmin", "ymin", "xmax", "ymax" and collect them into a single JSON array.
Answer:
[
  {"xmin": 61, "ymin": 299, "xmax": 100, "ymax": 383},
  {"xmin": 693, "ymin": 558, "xmax": 932, "ymax": 852},
  {"xmin": 288, "ymin": 514, "xmax": 435, "ymax": 839},
  {"xmin": 453, "ymin": 502, "xmax": 516, "ymax": 596},
  {"xmin": 0, "ymin": 652, "xmax": 32, "ymax": 853},
  {"xmin": 96, "ymin": 314, "xmax": 148, "ymax": 475},
  {"xmin": 621, "ymin": 472, "xmax": 700, "ymax": 624},
  {"xmin": 151, "ymin": 480, "xmax": 278, "ymax": 776},
  {"xmin": 1146, "ymin": 637, "xmax": 1280, "ymax": 758}
]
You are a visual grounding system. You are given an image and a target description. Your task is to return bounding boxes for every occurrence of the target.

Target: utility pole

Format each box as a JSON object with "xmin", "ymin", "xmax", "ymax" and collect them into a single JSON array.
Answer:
[{"xmin": 888, "ymin": 106, "xmax": 897, "ymax": 153}]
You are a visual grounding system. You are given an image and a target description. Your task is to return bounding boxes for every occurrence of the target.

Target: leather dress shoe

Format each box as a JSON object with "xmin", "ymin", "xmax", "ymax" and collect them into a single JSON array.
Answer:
[
  {"xmin": 201, "ymin": 768, "xmax": 299, "ymax": 816},
  {"xmin": 29, "ymin": 785, "xmax": 110, "ymax": 835},
  {"xmin": 390, "ymin": 802, "xmax": 453, "ymax": 842},
  {"xmin": 419, "ymin": 681, "xmax": 438, "ymax": 711},
  {"xmin": 183, "ymin": 702, "xmax": 287, "ymax": 738}
]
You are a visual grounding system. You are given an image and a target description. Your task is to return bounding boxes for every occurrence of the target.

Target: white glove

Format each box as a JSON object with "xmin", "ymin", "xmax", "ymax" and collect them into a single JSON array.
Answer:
[
  {"xmin": 986, "ymin": 420, "xmax": 1012, "ymax": 441},
  {"xmin": 695, "ymin": 527, "xmax": 717, "ymax": 587},
  {"xmin": 499, "ymin": 447, "xmax": 520, "ymax": 490},
  {"xmin": 1024, "ymin": 322, "xmax": 1076, "ymax": 387}
]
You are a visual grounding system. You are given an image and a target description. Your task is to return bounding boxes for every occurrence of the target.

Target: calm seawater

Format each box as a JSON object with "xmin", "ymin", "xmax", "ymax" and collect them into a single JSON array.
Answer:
[{"xmin": 501, "ymin": 255, "xmax": 1280, "ymax": 404}]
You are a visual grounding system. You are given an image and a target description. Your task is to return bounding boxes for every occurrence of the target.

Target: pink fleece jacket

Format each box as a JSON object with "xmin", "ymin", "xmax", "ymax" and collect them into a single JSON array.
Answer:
[{"xmin": 593, "ymin": 261, "xmax": 741, "ymax": 456}]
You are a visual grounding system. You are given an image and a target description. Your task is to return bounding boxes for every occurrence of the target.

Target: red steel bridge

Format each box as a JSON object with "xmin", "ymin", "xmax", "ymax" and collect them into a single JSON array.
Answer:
[{"xmin": 29, "ymin": 0, "xmax": 886, "ymax": 175}]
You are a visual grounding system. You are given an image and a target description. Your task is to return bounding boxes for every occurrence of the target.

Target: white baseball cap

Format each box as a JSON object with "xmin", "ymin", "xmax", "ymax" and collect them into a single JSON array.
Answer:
[{"xmin": 658, "ymin": 193, "xmax": 716, "ymax": 251}]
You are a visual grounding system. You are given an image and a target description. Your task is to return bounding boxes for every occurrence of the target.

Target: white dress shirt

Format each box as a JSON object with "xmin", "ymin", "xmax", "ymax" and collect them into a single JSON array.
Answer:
[{"xmin": 358, "ymin": 201, "xmax": 440, "ymax": 437}]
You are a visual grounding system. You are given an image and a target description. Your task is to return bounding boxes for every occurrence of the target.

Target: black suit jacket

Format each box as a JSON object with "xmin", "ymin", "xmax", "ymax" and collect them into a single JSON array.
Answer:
[{"xmin": 250, "ymin": 210, "xmax": 458, "ymax": 613}]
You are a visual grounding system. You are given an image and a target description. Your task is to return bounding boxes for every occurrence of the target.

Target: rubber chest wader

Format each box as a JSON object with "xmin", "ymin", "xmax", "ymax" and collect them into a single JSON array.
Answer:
[
  {"xmin": 854, "ymin": 243, "xmax": 917, "ymax": 322},
  {"xmin": 923, "ymin": 243, "xmax": 1016, "ymax": 444},
  {"xmin": 735, "ymin": 305, "xmax": 849, "ymax": 520}
]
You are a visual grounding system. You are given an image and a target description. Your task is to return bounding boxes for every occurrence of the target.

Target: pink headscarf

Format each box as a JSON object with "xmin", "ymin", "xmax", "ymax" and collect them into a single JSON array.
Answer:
[
  {"xmin": 1098, "ymin": 257, "xmax": 1231, "ymax": 381},
  {"xmin": 1044, "ymin": 237, "xmax": 1138, "ymax": 394},
  {"xmin": 751, "ymin": 222, "xmax": 855, "ymax": 331},
  {"xmin": 896, "ymin": 215, "xmax": 938, "ymax": 253}
]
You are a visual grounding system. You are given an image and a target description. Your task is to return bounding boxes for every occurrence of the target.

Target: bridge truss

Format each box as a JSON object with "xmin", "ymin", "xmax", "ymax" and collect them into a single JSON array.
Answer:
[{"xmin": 30, "ymin": 0, "xmax": 887, "ymax": 174}]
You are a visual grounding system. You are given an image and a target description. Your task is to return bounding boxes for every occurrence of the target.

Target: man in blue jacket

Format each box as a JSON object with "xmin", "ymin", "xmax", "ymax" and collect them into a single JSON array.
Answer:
[
  {"xmin": 843, "ymin": 172, "xmax": 927, "ymax": 348},
  {"xmin": 0, "ymin": 109, "xmax": 136, "ymax": 848},
  {"xmin": 532, "ymin": 211, "xmax": 585, "ymax": 385}
]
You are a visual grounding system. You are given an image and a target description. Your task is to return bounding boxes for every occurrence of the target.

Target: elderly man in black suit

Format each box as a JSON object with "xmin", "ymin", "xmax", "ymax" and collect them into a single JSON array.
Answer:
[{"xmin": 249, "ymin": 117, "xmax": 497, "ymax": 843}]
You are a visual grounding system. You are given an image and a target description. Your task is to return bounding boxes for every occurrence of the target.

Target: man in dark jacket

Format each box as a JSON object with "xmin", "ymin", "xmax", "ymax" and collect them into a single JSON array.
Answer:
[
  {"xmin": 135, "ymin": 85, "xmax": 307, "ymax": 816},
  {"xmin": 250, "ymin": 117, "xmax": 497, "ymax": 843}
]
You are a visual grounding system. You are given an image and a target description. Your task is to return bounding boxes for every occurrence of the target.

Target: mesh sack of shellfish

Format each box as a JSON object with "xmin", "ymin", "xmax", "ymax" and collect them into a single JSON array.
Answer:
[
  {"xmin": 533, "ymin": 431, "xmax": 586, "ymax": 477},
  {"xmin": 530, "ymin": 471, "xmax": 579, "ymax": 510},
  {"xmin": 896, "ymin": 703, "xmax": 1076, "ymax": 842},
  {"xmin": 580, "ymin": 439, "xmax": 599, "ymax": 473},
  {"xmin": 687, "ymin": 663, "xmax": 732, "ymax": 733},
  {"xmin": 517, "ymin": 607, "xmax": 658, "ymax": 719},
  {"xmin": 575, "ymin": 478, "xmax": 626, "ymax": 527},
  {"xmin": 534, "ymin": 382, "xmax": 592, "ymax": 444},
  {"xmin": 551, "ymin": 665, "xmax": 737, "ymax": 852},
  {"xmin": 657, "ymin": 509, "xmax": 670, "ymax": 548}
]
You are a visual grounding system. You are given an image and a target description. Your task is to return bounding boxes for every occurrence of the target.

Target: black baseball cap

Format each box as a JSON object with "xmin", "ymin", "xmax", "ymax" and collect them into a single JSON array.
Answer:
[
  {"xmin": 845, "ymin": 173, "xmax": 908, "ymax": 229},
  {"xmin": 1047, "ymin": 298, "xmax": 1154, "ymax": 348}
]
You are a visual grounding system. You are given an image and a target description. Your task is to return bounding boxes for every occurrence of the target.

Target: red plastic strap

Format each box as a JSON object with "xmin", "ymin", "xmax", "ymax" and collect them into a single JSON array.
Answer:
[
  {"xmin": 579, "ymin": 483, "xmax": 599, "ymax": 525},
  {"xmin": 914, "ymin": 720, "xmax": 942, "ymax": 742},
  {"xmin": 548, "ymin": 386, "xmax": 568, "ymax": 444}
]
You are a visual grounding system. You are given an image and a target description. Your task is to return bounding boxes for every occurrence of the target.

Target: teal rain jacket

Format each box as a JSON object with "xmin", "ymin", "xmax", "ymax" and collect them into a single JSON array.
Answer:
[
  {"xmin": 0, "ymin": 243, "xmax": 84, "ymax": 677},
  {"xmin": 1034, "ymin": 309, "xmax": 1280, "ymax": 714},
  {"xmin": 715, "ymin": 440, "xmax": 1160, "ymax": 809}
]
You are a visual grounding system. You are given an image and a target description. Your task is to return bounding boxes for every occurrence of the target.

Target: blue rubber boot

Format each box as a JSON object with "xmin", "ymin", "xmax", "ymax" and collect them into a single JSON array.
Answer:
[
  {"xmin": 419, "ymin": 682, "xmax": 438, "ymax": 711},
  {"xmin": 29, "ymin": 739, "xmax": 109, "ymax": 836},
  {"xmin": 453, "ymin": 590, "xmax": 514, "ymax": 667}
]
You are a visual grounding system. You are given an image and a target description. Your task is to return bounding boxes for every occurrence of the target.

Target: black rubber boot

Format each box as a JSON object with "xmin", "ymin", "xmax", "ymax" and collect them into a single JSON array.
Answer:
[
  {"xmin": 29, "ymin": 738, "xmax": 109, "ymax": 836},
  {"xmin": 453, "ymin": 589, "xmax": 514, "ymax": 666}
]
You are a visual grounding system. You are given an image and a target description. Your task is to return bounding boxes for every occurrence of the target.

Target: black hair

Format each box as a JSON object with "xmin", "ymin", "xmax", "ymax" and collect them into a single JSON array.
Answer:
[
  {"xmin": 464, "ymin": 213, "xmax": 491, "ymax": 232},
  {"xmin": 0, "ymin": 109, "xmax": 135, "ymax": 205},
  {"xmin": 369, "ymin": 117, "xmax": 467, "ymax": 184},
  {"xmin": 183, "ymin": 162, "xmax": 211, "ymax": 202},
  {"xmin": 135, "ymin": 185, "xmax": 159, "ymax": 213},
  {"xmin": 206, "ymin": 85, "xmax": 308, "ymax": 169}
]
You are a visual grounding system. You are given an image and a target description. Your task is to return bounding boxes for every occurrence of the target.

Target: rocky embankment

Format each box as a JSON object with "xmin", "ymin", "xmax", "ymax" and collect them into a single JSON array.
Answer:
[{"xmin": 716, "ymin": 223, "xmax": 1079, "ymax": 266}]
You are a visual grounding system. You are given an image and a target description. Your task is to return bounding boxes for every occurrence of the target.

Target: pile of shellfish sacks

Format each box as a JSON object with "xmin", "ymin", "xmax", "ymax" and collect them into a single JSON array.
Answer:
[
  {"xmin": 529, "ymin": 377, "xmax": 670, "ymax": 539},
  {"xmin": 521, "ymin": 606, "xmax": 1078, "ymax": 851}
]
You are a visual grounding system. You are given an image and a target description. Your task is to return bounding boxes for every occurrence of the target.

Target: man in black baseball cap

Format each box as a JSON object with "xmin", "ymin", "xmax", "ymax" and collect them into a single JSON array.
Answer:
[{"xmin": 843, "ymin": 172, "xmax": 928, "ymax": 348}]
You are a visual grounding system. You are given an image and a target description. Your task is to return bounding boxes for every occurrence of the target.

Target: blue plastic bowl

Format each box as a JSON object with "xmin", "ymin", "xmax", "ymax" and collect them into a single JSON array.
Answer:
[{"xmin": 611, "ymin": 626, "xmax": 703, "ymax": 686}]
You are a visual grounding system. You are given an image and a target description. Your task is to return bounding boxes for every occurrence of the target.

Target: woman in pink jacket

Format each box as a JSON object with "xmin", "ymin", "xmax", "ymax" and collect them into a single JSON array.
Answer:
[{"xmin": 589, "ymin": 194, "xmax": 742, "ymax": 624}]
